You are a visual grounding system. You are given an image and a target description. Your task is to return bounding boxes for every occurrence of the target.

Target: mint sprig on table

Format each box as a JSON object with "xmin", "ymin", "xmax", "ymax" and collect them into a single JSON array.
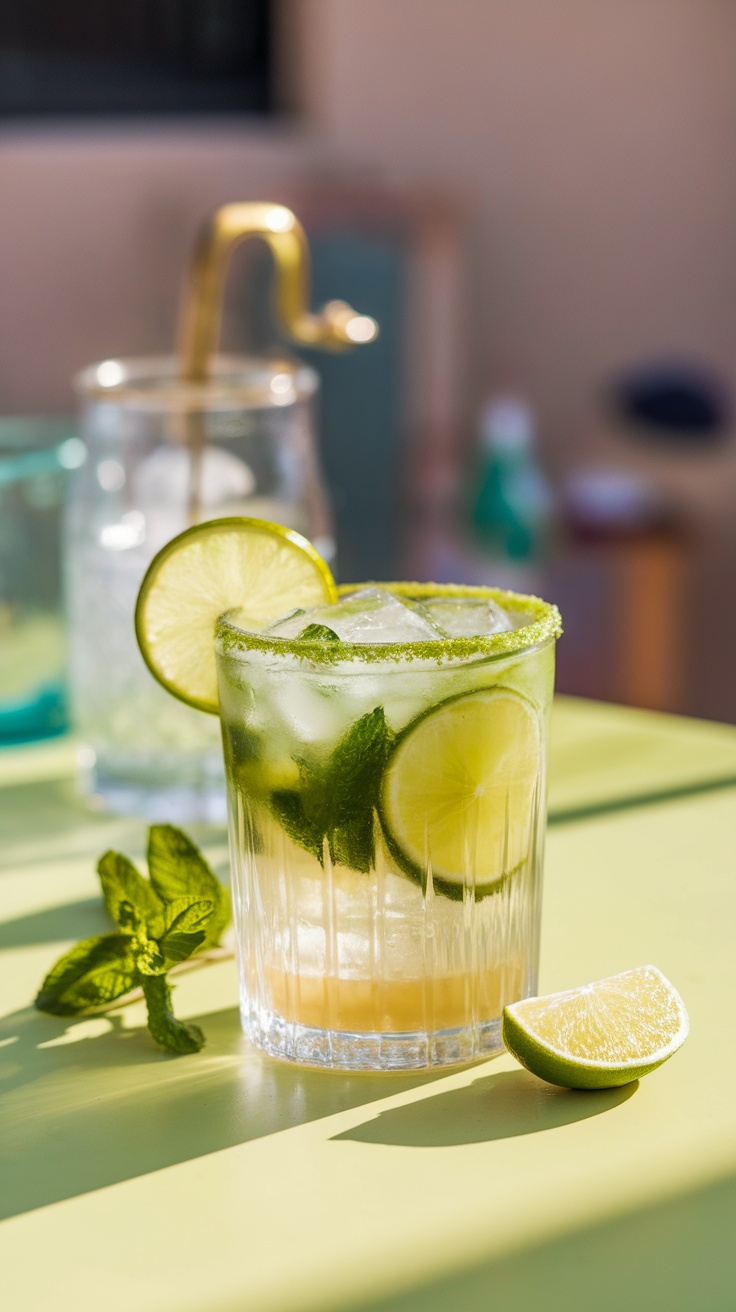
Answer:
[
  {"xmin": 270, "ymin": 706, "xmax": 394, "ymax": 873},
  {"xmin": 35, "ymin": 825, "xmax": 230, "ymax": 1055}
]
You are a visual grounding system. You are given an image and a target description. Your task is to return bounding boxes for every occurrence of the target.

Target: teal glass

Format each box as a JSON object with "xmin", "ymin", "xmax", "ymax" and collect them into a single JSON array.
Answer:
[{"xmin": 0, "ymin": 418, "xmax": 83, "ymax": 743}]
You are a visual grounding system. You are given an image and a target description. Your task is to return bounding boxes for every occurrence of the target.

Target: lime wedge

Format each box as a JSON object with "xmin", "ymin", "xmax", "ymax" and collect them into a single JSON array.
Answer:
[
  {"xmin": 503, "ymin": 965, "xmax": 689, "ymax": 1089},
  {"xmin": 135, "ymin": 517, "xmax": 337, "ymax": 714},
  {"xmin": 379, "ymin": 687, "xmax": 541, "ymax": 900}
]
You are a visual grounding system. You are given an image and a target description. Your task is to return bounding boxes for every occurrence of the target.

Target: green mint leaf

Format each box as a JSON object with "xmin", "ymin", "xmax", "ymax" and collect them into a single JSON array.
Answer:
[
  {"xmin": 161, "ymin": 896, "xmax": 215, "ymax": 934},
  {"xmin": 146, "ymin": 825, "xmax": 215, "ymax": 901},
  {"xmin": 97, "ymin": 849, "xmax": 163, "ymax": 934},
  {"xmin": 134, "ymin": 941, "xmax": 167, "ymax": 977},
  {"xmin": 146, "ymin": 825, "xmax": 230, "ymax": 948},
  {"xmin": 298, "ymin": 623, "xmax": 340, "ymax": 641},
  {"xmin": 158, "ymin": 896, "xmax": 214, "ymax": 966},
  {"xmin": 269, "ymin": 707, "xmax": 393, "ymax": 873},
  {"xmin": 160, "ymin": 931, "xmax": 207, "ymax": 966},
  {"xmin": 329, "ymin": 810, "xmax": 376, "ymax": 873},
  {"xmin": 35, "ymin": 934, "xmax": 137, "ymax": 1016},
  {"xmin": 142, "ymin": 975, "xmax": 205, "ymax": 1055},
  {"xmin": 34, "ymin": 829, "xmax": 224, "ymax": 1056},
  {"xmin": 326, "ymin": 706, "xmax": 393, "ymax": 872},
  {"xmin": 224, "ymin": 723, "xmax": 262, "ymax": 770},
  {"xmin": 270, "ymin": 788, "xmax": 325, "ymax": 862}
]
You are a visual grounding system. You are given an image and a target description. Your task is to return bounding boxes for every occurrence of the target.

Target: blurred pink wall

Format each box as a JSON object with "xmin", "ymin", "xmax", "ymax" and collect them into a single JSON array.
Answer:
[
  {"xmin": 291, "ymin": 0, "xmax": 736, "ymax": 520},
  {"xmin": 0, "ymin": 123, "xmax": 326, "ymax": 411},
  {"xmin": 2, "ymin": 0, "xmax": 736, "ymax": 523},
  {"xmin": 1, "ymin": 2, "xmax": 734, "ymax": 714}
]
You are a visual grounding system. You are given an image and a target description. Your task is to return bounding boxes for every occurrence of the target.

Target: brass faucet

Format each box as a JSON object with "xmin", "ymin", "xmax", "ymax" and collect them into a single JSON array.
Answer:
[{"xmin": 179, "ymin": 202, "xmax": 378, "ymax": 382}]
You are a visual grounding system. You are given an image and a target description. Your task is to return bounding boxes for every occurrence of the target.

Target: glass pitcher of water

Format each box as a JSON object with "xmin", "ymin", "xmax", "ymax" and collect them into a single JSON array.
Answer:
[{"xmin": 65, "ymin": 203, "xmax": 377, "ymax": 819}]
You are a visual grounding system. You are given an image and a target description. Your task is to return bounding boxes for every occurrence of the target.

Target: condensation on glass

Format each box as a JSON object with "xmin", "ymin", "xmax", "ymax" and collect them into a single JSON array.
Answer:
[
  {"xmin": 216, "ymin": 596, "xmax": 557, "ymax": 1071},
  {"xmin": 66, "ymin": 353, "xmax": 332, "ymax": 819}
]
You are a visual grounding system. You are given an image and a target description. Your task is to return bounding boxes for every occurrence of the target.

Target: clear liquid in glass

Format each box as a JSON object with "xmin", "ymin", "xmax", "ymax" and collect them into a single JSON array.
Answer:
[{"xmin": 217, "ymin": 586, "xmax": 556, "ymax": 1070}]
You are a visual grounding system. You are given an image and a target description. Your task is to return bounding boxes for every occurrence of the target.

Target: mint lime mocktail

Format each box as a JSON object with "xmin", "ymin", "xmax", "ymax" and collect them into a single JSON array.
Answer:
[{"xmin": 216, "ymin": 583, "xmax": 560, "ymax": 1070}]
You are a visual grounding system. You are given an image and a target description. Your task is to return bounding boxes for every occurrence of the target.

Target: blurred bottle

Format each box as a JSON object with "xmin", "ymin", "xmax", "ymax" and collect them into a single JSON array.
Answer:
[{"xmin": 470, "ymin": 393, "xmax": 555, "ymax": 589}]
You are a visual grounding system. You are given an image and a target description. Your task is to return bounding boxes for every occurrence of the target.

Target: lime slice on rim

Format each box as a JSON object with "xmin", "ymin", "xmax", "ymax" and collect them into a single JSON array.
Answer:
[
  {"xmin": 503, "ymin": 965, "xmax": 689, "ymax": 1089},
  {"xmin": 379, "ymin": 687, "xmax": 541, "ymax": 901},
  {"xmin": 135, "ymin": 517, "xmax": 337, "ymax": 714}
]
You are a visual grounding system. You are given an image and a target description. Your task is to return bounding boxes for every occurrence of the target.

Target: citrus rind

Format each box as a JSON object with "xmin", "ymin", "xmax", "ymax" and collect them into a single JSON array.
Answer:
[
  {"xmin": 502, "ymin": 965, "xmax": 689, "ymax": 1089},
  {"xmin": 135, "ymin": 516, "xmax": 337, "ymax": 714},
  {"xmin": 216, "ymin": 581, "xmax": 562, "ymax": 667},
  {"xmin": 378, "ymin": 687, "xmax": 542, "ymax": 901}
]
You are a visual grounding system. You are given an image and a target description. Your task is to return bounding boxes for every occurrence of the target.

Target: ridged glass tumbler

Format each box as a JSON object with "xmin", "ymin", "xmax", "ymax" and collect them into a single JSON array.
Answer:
[{"xmin": 216, "ymin": 586, "xmax": 559, "ymax": 1071}]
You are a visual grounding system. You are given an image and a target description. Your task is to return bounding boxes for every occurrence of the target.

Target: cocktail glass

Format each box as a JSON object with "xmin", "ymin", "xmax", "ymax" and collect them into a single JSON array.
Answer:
[{"xmin": 215, "ymin": 583, "xmax": 560, "ymax": 1071}]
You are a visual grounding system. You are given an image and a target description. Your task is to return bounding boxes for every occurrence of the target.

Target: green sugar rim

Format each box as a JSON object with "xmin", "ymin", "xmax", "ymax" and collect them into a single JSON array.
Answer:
[{"xmin": 215, "ymin": 581, "xmax": 562, "ymax": 667}]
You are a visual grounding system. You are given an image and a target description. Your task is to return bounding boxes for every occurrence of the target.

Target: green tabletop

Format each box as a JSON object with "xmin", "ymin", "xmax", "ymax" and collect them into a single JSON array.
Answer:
[{"xmin": 2, "ymin": 697, "xmax": 735, "ymax": 1311}]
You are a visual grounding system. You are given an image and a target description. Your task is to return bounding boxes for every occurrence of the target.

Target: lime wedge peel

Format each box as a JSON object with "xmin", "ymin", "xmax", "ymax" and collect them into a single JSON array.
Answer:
[
  {"xmin": 135, "ymin": 517, "xmax": 337, "ymax": 714},
  {"xmin": 379, "ymin": 687, "xmax": 542, "ymax": 901},
  {"xmin": 503, "ymin": 965, "xmax": 689, "ymax": 1089}
]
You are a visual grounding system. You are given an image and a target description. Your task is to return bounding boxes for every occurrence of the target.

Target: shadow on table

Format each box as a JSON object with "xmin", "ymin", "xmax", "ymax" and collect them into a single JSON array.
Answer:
[
  {"xmin": 0, "ymin": 767, "xmax": 635, "ymax": 1226},
  {"xmin": 0, "ymin": 897, "xmax": 109, "ymax": 951},
  {"xmin": 0, "ymin": 1000, "xmax": 450, "ymax": 1222},
  {"xmin": 0, "ymin": 775, "xmax": 228, "ymax": 875},
  {"xmin": 348, "ymin": 1170, "xmax": 736, "ymax": 1312},
  {"xmin": 0, "ymin": 776, "xmax": 137, "ymax": 869},
  {"xmin": 0, "ymin": 1002, "xmax": 633, "ymax": 1224},
  {"xmin": 332, "ymin": 1067, "xmax": 635, "ymax": 1147}
]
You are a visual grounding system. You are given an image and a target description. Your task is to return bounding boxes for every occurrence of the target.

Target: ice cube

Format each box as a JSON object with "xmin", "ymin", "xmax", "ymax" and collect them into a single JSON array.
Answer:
[
  {"xmin": 266, "ymin": 607, "xmax": 312, "ymax": 638},
  {"xmin": 267, "ymin": 673, "xmax": 345, "ymax": 744},
  {"xmin": 267, "ymin": 587, "xmax": 440, "ymax": 644},
  {"xmin": 317, "ymin": 588, "xmax": 443, "ymax": 643},
  {"xmin": 133, "ymin": 443, "xmax": 256, "ymax": 508},
  {"xmin": 132, "ymin": 444, "xmax": 258, "ymax": 554},
  {"xmin": 420, "ymin": 595, "xmax": 515, "ymax": 637}
]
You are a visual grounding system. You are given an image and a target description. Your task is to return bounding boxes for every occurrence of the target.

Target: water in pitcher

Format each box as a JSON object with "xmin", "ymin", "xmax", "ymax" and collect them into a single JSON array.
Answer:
[{"xmin": 66, "ymin": 357, "xmax": 331, "ymax": 818}]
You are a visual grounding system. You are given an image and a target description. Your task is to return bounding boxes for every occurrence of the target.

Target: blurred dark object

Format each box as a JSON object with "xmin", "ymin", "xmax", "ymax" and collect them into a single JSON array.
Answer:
[
  {"xmin": 0, "ymin": 1, "xmax": 272, "ymax": 117},
  {"xmin": 562, "ymin": 468, "xmax": 674, "ymax": 540},
  {"xmin": 408, "ymin": 463, "xmax": 693, "ymax": 716},
  {"xmin": 555, "ymin": 468, "xmax": 690, "ymax": 713},
  {"xmin": 301, "ymin": 233, "xmax": 400, "ymax": 582},
  {"xmin": 233, "ymin": 184, "xmax": 463, "ymax": 582},
  {"xmin": 470, "ymin": 394, "xmax": 555, "ymax": 566},
  {"xmin": 610, "ymin": 362, "xmax": 730, "ymax": 446}
]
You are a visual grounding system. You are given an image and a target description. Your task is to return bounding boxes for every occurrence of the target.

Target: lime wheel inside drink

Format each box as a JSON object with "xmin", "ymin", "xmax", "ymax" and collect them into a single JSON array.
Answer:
[{"xmin": 379, "ymin": 687, "xmax": 541, "ymax": 900}]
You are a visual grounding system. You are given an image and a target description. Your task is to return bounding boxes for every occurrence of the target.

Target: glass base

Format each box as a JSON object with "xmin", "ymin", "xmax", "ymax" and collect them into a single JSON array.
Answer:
[
  {"xmin": 82, "ymin": 761, "xmax": 227, "ymax": 823},
  {"xmin": 242, "ymin": 1004, "xmax": 504, "ymax": 1072}
]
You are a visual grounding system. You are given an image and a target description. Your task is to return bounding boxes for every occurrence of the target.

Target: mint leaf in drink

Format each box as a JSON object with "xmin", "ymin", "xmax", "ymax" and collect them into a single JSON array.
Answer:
[
  {"xmin": 326, "ymin": 706, "xmax": 393, "ymax": 871},
  {"xmin": 269, "ymin": 707, "xmax": 394, "ymax": 873},
  {"xmin": 147, "ymin": 825, "xmax": 230, "ymax": 948},
  {"xmin": 329, "ymin": 811, "xmax": 374, "ymax": 872},
  {"xmin": 35, "ymin": 933, "xmax": 138, "ymax": 1016},
  {"xmin": 141, "ymin": 975, "xmax": 205, "ymax": 1055},
  {"xmin": 97, "ymin": 849, "xmax": 164, "ymax": 934},
  {"xmin": 35, "ymin": 827, "xmax": 228, "ymax": 1055},
  {"xmin": 298, "ymin": 623, "xmax": 340, "ymax": 641},
  {"xmin": 224, "ymin": 723, "xmax": 262, "ymax": 772},
  {"xmin": 270, "ymin": 787, "xmax": 325, "ymax": 862}
]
